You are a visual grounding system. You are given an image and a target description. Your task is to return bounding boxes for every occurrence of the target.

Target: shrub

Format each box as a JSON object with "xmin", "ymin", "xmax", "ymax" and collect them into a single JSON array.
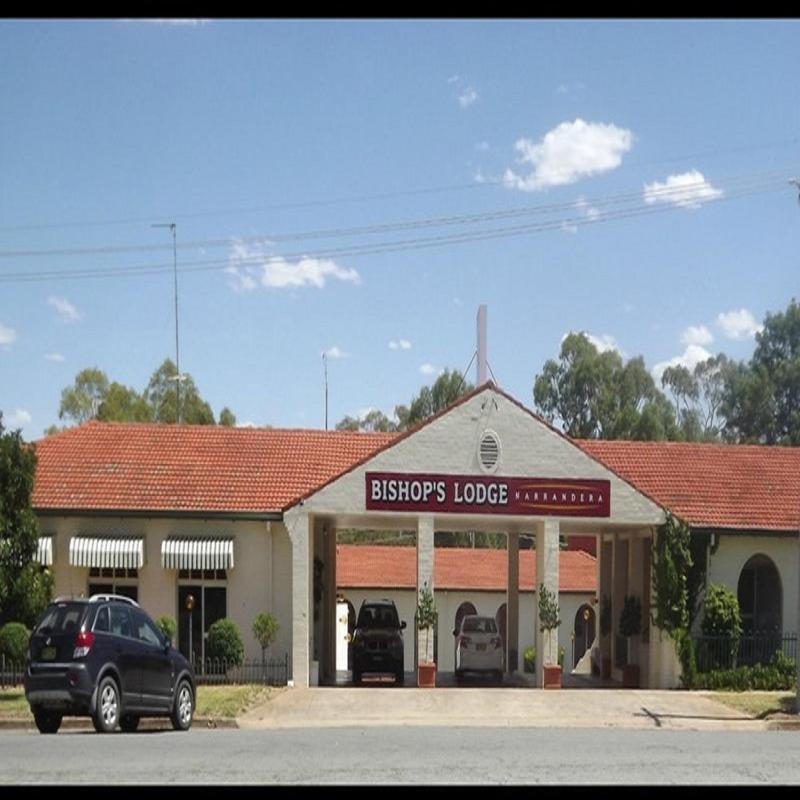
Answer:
[
  {"xmin": 693, "ymin": 651, "xmax": 796, "ymax": 691},
  {"xmin": 701, "ymin": 584, "xmax": 742, "ymax": 639},
  {"xmin": 523, "ymin": 646, "xmax": 535, "ymax": 674},
  {"xmin": 206, "ymin": 618, "xmax": 245, "ymax": 666},
  {"xmin": 156, "ymin": 615, "xmax": 177, "ymax": 644},
  {"xmin": 675, "ymin": 628, "xmax": 697, "ymax": 689},
  {"xmin": 252, "ymin": 612, "xmax": 280, "ymax": 660},
  {"xmin": 0, "ymin": 622, "xmax": 31, "ymax": 664}
]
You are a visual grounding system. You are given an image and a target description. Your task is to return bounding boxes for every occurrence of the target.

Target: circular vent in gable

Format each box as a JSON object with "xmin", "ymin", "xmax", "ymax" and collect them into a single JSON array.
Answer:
[{"xmin": 478, "ymin": 429, "xmax": 501, "ymax": 473}]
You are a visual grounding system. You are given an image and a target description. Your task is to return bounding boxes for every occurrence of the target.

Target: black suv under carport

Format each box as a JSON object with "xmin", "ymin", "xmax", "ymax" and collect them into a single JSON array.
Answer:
[
  {"xmin": 351, "ymin": 599, "xmax": 406, "ymax": 685},
  {"xmin": 25, "ymin": 594, "xmax": 195, "ymax": 734}
]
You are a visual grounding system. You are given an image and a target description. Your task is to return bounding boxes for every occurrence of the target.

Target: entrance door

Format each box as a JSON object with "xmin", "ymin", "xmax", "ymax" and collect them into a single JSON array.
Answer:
[{"xmin": 573, "ymin": 605, "xmax": 596, "ymax": 668}]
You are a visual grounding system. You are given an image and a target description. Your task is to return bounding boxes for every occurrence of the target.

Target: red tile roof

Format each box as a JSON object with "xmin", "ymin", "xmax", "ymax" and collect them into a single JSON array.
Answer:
[
  {"xmin": 577, "ymin": 439, "xmax": 800, "ymax": 531},
  {"xmin": 336, "ymin": 545, "xmax": 597, "ymax": 593},
  {"xmin": 32, "ymin": 422, "xmax": 394, "ymax": 514}
]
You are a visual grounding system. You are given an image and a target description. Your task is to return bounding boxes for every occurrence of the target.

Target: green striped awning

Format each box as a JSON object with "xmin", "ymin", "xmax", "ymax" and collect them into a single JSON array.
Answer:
[
  {"xmin": 37, "ymin": 536, "xmax": 53, "ymax": 567},
  {"xmin": 69, "ymin": 536, "xmax": 144, "ymax": 569},
  {"xmin": 161, "ymin": 538, "xmax": 234, "ymax": 571}
]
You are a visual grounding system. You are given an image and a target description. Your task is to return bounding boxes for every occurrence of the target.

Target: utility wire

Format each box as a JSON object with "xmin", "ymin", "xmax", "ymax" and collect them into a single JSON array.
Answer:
[
  {"xmin": 0, "ymin": 177, "xmax": 787, "ymax": 284},
  {"xmin": 0, "ymin": 165, "xmax": 792, "ymax": 259}
]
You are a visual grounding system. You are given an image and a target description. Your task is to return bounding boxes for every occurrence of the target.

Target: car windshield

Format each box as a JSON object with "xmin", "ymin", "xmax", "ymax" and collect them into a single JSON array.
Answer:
[
  {"xmin": 357, "ymin": 606, "xmax": 398, "ymax": 629},
  {"xmin": 462, "ymin": 617, "xmax": 497, "ymax": 634},
  {"xmin": 35, "ymin": 603, "xmax": 86, "ymax": 636}
]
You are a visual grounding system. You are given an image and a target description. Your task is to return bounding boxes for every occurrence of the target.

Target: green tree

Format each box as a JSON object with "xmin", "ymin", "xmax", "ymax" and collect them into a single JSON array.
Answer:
[
  {"xmin": 218, "ymin": 407, "xmax": 237, "ymax": 427},
  {"xmin": 97, "ymin": 382, "xmax": 151, "ymax": 423},
  {"xmin": 404, "ymin": 369, "xmax": 473, "ymax": 430},
  {"xmin": 336, "ymin": 408, "xmax": 397, "ymax": 432},
  {"xmin": 58, "ymin": 367, "xmax": 109, "ymax": 424},
  {"xmin": 534, "ymin": 333, "xmax": 678, "ymax": 440},
  {"xmin": 252, "ymin": 612, "xmax": 280, "ymax": 662},
  {"xmin": 144, "ymin": 359, "xmax": 215, "ymax": 425},
  {"xmin": 0, "ymin": 414, "xmax": 53, "ymax": 627},
  {"xmin": 721, "ymin": 299, "xmax": 800, "ymax": 444}
]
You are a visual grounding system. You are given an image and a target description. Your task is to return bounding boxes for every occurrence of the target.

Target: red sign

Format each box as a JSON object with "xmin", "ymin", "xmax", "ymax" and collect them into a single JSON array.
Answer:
[{"xmin": 365, "ymin": 472, "xmax": 610, "ymax": 517}]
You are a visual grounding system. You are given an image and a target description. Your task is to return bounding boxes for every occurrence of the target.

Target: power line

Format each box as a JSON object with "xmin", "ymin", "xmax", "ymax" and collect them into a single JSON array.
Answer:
[
  {"xmin": 0, "ymin": 176, "xmax": 788, "ymax": 284},
  {"xmin": 0, "ymin": 135, "xmax": 796, "ymax": 234},
  {"xmin": 0, "ymin": 165, "xmax": 793, "ymax": 260}
]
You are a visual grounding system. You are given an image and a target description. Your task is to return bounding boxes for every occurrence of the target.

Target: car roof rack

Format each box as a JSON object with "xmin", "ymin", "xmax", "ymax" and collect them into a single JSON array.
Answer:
[{"xmin": 88, "ymin": 594, "xmax": 140, "ymax": 607}]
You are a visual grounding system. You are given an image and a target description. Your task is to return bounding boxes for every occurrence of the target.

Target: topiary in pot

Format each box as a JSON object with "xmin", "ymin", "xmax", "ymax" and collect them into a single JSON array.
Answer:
[
  {"xmin": 416, "ymin": 582, "xmax": 438, "ymax": 687},
  {"xmin": 538, "ymin": 583, "xmax": 562, "ymax": 688}
]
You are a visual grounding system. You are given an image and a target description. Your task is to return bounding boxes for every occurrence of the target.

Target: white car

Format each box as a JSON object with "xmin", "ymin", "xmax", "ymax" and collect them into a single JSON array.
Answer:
[{"xmin": 453, "ymin": 615, "xmax": 504, "ymax": 682}]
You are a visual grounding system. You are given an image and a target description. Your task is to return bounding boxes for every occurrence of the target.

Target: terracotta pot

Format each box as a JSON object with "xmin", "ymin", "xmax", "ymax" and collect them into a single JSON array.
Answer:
[
  {"xmin": 623, "ymin": 664, "xmax": 640, "ymax": 688},
  {"xmin": 601, "ymin": 656, "xmax": 612, "ymax": 680},
  {"xmin": 417, "ymin": 662, "xmax": 436, "ymax": 688},
  {"xmin": 543, "ymin": 664, "xmax": 561, "ymax": 689}
]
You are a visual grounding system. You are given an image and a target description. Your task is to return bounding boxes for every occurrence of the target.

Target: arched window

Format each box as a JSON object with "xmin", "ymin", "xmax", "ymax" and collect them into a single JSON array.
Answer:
[
  {"xmin": 573, "ymin": 604, "xmax": 596, "ymax": 668},
  {"xmin": 454, "ymin": 601, "xmax": 477, "ymax": 636},
  {"xmin": 737, "ymin": 554, "xmax": 782, "ymax": 634}
]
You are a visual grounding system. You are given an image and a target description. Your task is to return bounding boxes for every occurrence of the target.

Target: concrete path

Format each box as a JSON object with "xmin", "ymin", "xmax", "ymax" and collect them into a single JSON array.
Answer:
[{"xmin": 237, "ymin": 687, "xmax": 765, "ymax": 731}]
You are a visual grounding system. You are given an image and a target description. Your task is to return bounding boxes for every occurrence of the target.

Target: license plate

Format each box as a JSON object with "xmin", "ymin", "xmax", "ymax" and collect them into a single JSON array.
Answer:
[
  {"xmin": 476, "ymin": 644, "xmax": 486, "ymax": 651},
  {"xmin": 40, "ymin": 646, "xmax": 56, "ymax": 661}
]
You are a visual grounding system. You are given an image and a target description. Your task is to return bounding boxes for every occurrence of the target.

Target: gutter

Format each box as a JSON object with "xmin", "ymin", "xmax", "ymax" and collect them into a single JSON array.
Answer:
[{"xmin": 34, "ymin": 507, "xmax": 283, "ymax": 522}]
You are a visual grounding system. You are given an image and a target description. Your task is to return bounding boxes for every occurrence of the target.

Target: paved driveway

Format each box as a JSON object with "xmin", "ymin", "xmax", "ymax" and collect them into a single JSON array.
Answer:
[{"xmin": 237, "ymin": 686, "xmax": 761, "ymax": 731}]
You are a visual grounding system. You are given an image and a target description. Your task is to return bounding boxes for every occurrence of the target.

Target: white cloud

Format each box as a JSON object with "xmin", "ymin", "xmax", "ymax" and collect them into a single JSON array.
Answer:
[
  {"xmin": 561, "ymin": 196, "xmax": 601, "ymax": 234},
  {"xmin": 653, "ymin": 344, "xmax": 713, "ymax": 383},
  {"xmin": 48, "ymin": 295, "xmax": 82, "ymax": 322},
  {"xmin": 226, "ymin": 242, "xmax": 360, "ymax": 291},
  {"xmin": 561, "ymin": 221, "xmax": 578, "ymax": 235},
  {"xmin": 503, "ymin": 119, "xmax": 633, "ymax": 192},
  {"xmin": 716, "ymin": 308, "xmax": 763, "ymax": 340},
  {"xmin": 0, "ymin": 322, "xmax": 16, "ymax": 347},
  {"xmin": 447, "ymin": 74, "xmax": 460, "ymax": 85},
  {"xmin": 681, "ymin": 325, "xmax": 714, "ymax": 347},
  {"xmin": 45, "ymin": 352, "xmax": 65, "ymax": 362},
  {"xmin": 236, "ymin": 420, "xmax": 258, "ymax": 428},
  {"xmin": 420, "ymin": 362, "xmax": 442, "ymax": 376},
  {"xmin": 388, "ymin": 339, "xmax": 412, "ymax": 351},
  {"xmin": 556, "ymin": 84, "xmax": 569, "ymax": 94},
  {"xmin": 643, "ymin": 169, "xmax": 723, "ymax": 209},
  {"xmin": 6, "ymin": 409, "xmax": 32, "ymax": 428},
  {"xmin": 458, "ymin": 87, "xmax": 478, "ymax": 108},
  {"xmin": 475, "ymin": 141, "xmax": 490, "ymax": 152},
  {"xmin": 323, "ymin": 346, "xmax": 348, "ymax": 360}
]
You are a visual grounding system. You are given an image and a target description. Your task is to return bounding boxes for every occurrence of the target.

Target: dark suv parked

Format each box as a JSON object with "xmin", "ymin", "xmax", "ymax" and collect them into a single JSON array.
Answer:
[
  {"xmin": 351, "ymin": 599, "xmax": 406, "ymax": 685},
  {"xmin": 25, "ymin": 594, "xmax": 195, "ymax": 734}
]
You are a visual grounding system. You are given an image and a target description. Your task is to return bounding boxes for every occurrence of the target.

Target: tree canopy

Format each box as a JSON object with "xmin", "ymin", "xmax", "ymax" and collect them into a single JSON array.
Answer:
[
  {"xmin": 335, "ymin": 368, "xmax": 474, "ymax": 434},
  {"xmin": 57, "ymin": 359, "xmax": 233, "ymax": 427},
  {"xmin": 0, "ymin": 414, "xmax": 53, "ymax": 627}
]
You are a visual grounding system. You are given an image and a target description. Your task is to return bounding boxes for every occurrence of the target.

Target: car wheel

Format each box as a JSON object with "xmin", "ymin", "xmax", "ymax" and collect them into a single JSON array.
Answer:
[
  {"xmin": 120, "ymin": 714, "xmax": 140, "ymax": 733},
  {"xmin": 33, "ymin": 709, "xmax": 62, "ymax": 734},
  {"xmin": 93, "ymin": 676, "xmax": 120, "ymax": 733},
  {"xmin": 170, "ymin": 680, "xmax": 194, "ymax": 731}
]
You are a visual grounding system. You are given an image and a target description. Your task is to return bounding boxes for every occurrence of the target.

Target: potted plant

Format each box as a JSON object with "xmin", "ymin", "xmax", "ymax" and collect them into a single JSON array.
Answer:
[
  {"xmin": 599, "ymin": 594, "xmax": 613, "ymax": 679},
  {"xmin": 416, "ymin": 581, "xmax": 438, "ymax": 688},
  {"xmin": 619, "ymin": 594, "xmax": 642, "ymax": 688},
  {"xmin": 538, "ymin": 583, "xmax": 561, "ymax": 689},
  {"xmin": 252, "ymin": 612, "xmax": 280, "ymax": 681}
]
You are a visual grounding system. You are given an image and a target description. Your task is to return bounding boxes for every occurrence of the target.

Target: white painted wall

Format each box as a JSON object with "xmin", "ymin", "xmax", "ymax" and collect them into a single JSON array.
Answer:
[
  {"xmin": 39, "ymin": 516, "xmax": 277, "ymax": 662},
  {"xmin": 708, "ymin": 534, "xmax": 800, "ymax": 634}
]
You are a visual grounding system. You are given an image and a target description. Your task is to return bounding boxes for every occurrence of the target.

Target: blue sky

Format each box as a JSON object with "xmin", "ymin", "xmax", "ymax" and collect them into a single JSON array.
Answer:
[{"xmin": 1, "ymin": 19, "xmax": 799, "ymax": 440}]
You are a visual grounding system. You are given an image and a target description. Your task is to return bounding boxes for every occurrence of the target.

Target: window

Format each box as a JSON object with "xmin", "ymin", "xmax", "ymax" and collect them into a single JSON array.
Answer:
[
  {"xmin": 88, "ymin": 567, "xmax": 138, "ymax": 603},
  {"xmin": 109, "ymin": 606, "xmax": 133, "ymax": 639},
  {"xmin": 738, "ymin": 554, "xmax": 782, "ymax": 634},
  {"xmin": 133, "ymin": 609, "xmax": 163, "ymax": 647},
  {"xmin": 94, "ymin": 606, "xmax": 110, "ymax": 633}
]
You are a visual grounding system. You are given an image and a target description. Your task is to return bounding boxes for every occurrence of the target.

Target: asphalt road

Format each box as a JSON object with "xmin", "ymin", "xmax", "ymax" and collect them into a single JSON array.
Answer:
[{"xmin": 1, "ymin": 726, "xmax": 799, "ymax": 784}]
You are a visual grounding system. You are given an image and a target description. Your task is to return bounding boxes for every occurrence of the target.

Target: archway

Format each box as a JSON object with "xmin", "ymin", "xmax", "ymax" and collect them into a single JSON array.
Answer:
[
  {"xmin": 573, "ymin": 604, "xmax": 596, "ymax": 668},
  {"xmin": 453, "ymin": 601, "xmax": 478, "ymax": 666},
  {"xmin": 737, "ymin": 554, "xmax": 782, "ymax": 634}
]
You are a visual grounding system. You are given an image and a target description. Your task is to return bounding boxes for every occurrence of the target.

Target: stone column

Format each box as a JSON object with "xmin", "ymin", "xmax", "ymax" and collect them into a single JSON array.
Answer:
[
  {"xmin": 535, "ymin": 519, "xmax": 560, "ymax": 687},
  {"xmin": 416, "ymin": 515, "xmax": 435, "ymax": 664},
  {"xmin": 599, "ymin": 537, "xmax": 613, "ymax": 678},
  {"xmin": 322, "ymin": 523, "xmax": 337, "ymax": 684},
  {"xmin": 507, "ymin": 532, "xmax": 520, "ymax": 674},
  {"xmin": 286, "ymin": 509, "xmax": 312, "ymax": 688}
]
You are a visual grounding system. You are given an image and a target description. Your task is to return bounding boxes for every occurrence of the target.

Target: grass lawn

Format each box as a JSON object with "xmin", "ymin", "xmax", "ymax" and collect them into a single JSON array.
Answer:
[
  {"xmin": 0, "ymin": 684, "xmax": 279, "ymax": 720},
  {"xmin": 711, "ymin": 691, "xmax": 796, "ymax": 718}
]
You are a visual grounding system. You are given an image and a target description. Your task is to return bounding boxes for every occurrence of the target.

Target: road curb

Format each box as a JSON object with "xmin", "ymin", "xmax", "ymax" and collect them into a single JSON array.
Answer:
[{"xmin": 0, "ymin": 716, "xmax": 237, "ymax": 731}]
